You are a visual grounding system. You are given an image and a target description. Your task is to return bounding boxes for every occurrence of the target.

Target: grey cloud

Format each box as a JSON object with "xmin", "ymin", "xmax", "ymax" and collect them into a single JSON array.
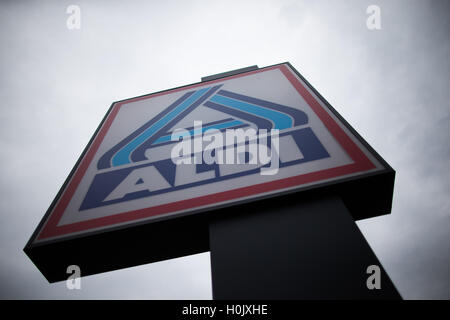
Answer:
[{"xmin": 0, "ymin": 0, "xmax": 448, "ymax": 299}]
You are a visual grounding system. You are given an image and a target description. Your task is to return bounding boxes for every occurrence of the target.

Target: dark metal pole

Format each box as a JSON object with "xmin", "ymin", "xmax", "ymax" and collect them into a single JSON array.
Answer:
[{"xmin": 209, "ymin": 194, "xmax": 401, "ymax": 299}]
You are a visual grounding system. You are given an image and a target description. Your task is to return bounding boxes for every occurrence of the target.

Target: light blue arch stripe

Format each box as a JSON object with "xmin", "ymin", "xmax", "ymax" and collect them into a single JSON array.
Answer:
[
  {"xmin": 209, "ymin": 94, "xmax": 292, "ymax": 130},
  {"xmin": 152, "ymin": 119, "xmax": 245, "ymax": 145},
  {"xmin": 112, "ymin": 87, "xmax": 210, "ymax": 167}
]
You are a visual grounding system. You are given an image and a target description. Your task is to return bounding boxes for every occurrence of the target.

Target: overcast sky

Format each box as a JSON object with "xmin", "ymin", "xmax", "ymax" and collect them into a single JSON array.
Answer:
[{"xmin": 0, "ymin": 0, "xmax": 448, "ymax": 299}]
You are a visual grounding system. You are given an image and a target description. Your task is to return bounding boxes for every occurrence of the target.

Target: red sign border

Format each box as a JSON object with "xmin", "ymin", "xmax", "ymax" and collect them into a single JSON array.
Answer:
[{"xmin": 37, "ymin": 64, "xmax": 375, "ymax": 240}]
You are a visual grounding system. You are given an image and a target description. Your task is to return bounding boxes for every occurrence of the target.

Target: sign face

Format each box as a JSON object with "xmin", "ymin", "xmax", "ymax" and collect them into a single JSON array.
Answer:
[{"xmin": 34, "ymin": 63, "xmax": 384, "ymax": 243}]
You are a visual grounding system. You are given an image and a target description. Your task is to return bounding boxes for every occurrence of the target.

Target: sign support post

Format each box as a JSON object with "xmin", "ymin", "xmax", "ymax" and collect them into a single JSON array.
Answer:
[{"xmin": 209, "ymin": 194, "xmax": 401, "ymax": 299}]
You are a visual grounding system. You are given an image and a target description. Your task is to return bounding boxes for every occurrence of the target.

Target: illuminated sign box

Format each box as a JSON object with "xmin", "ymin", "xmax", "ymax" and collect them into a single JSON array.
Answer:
[{"xmin": 25, "ymin": 63, "xmax": 394, "ymax": 282}]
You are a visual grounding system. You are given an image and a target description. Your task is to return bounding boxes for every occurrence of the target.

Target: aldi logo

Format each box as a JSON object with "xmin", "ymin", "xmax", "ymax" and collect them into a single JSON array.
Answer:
[
  {"xmin": 82, "ymin": 85, "xmax": 329, "ymax": 211},
  {"xmin": 35, "ymin": 63, "xmax": 382, "ymax": 242}
]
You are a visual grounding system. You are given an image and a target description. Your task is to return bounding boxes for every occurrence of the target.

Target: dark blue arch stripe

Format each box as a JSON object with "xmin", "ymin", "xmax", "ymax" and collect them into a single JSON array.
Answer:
[
  {"xmin": 204, "ymin": 101, "xmax": 274, "ymax": 130},
  {"xmin": 218, "ymin": 90, "xmax": 308, "ymax": 127},
  {"xmin": 210, "ymin": 94, "xmax": 292, "ymax": 129}
]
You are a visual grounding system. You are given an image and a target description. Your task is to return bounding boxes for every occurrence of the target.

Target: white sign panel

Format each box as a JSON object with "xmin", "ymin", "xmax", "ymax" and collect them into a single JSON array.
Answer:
[{"xmin": 35, "ymin": 63, "xmax": 383, "ymax": 242}]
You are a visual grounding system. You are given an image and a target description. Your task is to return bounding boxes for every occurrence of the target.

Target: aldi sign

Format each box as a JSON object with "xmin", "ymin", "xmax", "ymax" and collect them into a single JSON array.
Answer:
[{"xmin": 25, "ymin": 63, "xmax": 394, "ymax": 282}]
